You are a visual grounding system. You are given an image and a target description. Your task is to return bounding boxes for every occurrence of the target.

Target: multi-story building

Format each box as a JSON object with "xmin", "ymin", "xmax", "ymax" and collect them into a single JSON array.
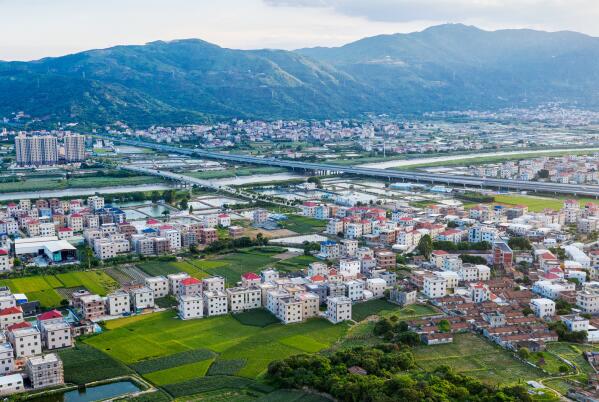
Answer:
[
  {"xmin": 203, "ymin": 291, "xmax": 228, "ymax": 316},
  {"xmin": 106, "ymin": 290, "xmax": 130, "ymax": 316},
  {"xmin": 0, "ymin": 306, "xmax": 23, "ymax": 330},
  {"xmin": 530, "ymin": 298, "xmax": 556, "ymax": 318},
  {"xmin": 178, "ymin": 295, "xmax": 203, "ymax": 320},
  {"xmin": 64, "ymin": 134, "xmax": 86, "ymax": 162},
  {"xmin": 145, "ymin": 276, "xmax": 169, "ymax": 298},
  {"xmin": 25, "ymin": 354, "xmax": 64, "ymax": 390},
  {"xmin": 39, "ymin": 320, "xmax": 72, "ymax": 350},
  {"xmin": 87, "ymin": 196, "xmax": 105, "ymax": 211},
  {"xmin": 345, "ymin": 279, "xmax": 364, "ymax": 301},
  {"xmin": 168, "ymin": 273, "xmax": 190, "ymax": 295},
  {"xmin": 0, "ymin": 343, "xmax": 14, "ymax": 374},
  {"xmin": 577, "ymin": 290, "xmax": 599, "ymax": 314},
  {"xmin": 203, "ymin": 276, "xmax": 225, "ymax": 292},
  {"xmin": 227, "ymin": 286, "xmax": 261, "ymax": 312},
  {"xmin": 375, "ymin": 250, "xmax": 395, "ymax": 270},
  {"xmin": 129, "ymin": 287, "xmax": 154, "ymax": 310},
  {"xmin": 74, "ymin": 293, "xmax": 105, "ymax": 320},
  {"xmin": 423, "ymin": 276, "xmax": 447, "ymax": 299},
  {"xmin": 0, "ymin": 374, "xmax": 24, "ymax": 396},
  {"xmin": 8, "ymin": 326, "xmax": 42, "ymax": 358},
  {"xmin": 326, "ymin": 296, "xmax": 352, "ymax": 324},
  {"xmin": 15, "ymin": 134, "xmax": 58, "ymax": 166}
]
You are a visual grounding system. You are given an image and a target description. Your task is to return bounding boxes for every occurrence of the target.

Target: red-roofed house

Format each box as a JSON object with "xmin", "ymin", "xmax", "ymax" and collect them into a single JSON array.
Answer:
[
  {"xmin": 0, "ymin": 249, "xmax": 11, "ymax": 272},
  {"xmin": 218, "ymin": 214, "xmax": 231, "ymax": 227},
  {"xmin": 0, "ymin": 306, "xmax": 23, "ymax": 329},
  {"xmin": 179, "ymin": 277, "xmax": 203, "ymax": 297},
  {"xmin": 241, "ymin": 272, "xmax": 261, "ymax": 287},
  {"xmin": 7, "ymin": 321, "xmax": 30, "ymax": 331},
  {"xmin": 37, "ymin": 310, "xmax": 63, "ymax": 323},
  {"xmin": 437, "ymin": 229, "xmax": 465, "ymax": 244},
  {"xmin": 57, "ymin": 227, "xmax": 74, "ymax": 240},
  {"xmin": 310, "ymin": 275, "xmax": 325, "ymax": 283}
]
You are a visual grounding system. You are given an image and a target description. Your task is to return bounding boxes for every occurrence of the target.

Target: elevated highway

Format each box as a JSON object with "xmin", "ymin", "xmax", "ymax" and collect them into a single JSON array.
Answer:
[{"xmin": 103, "ymin": 135, "xmax": 599, "ymax": 198}]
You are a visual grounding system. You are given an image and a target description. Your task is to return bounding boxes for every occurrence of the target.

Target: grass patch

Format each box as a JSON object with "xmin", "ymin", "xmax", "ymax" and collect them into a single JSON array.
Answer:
[
  {"xmin": 278, "ymin": 215, "xmax": 326, "ymax": 235},
  {"xmin": 232, "ymin": 309, "xmax": 279, "ymax": 328},
  {"xmin": 208, "ymin": 251, "xmax": 280, "ymax": 285},
  {"xmin": 131, "ymin": 348, "xmax": 216, "ymax": 374},
  {"xmin": 207, "ymin": 359, "xmax": 247, "ymax": 376},
  {"xmin": 137, "ymin": 261, "xmax": 182, "ymax": 277},
  {"xmin": 144, "ymin": 359, "xmax": 214, "ymax": 386},
  {"xmin": 58, "ymin": 343, "xmax": 132, "ymax": 385},
  {"xmin": 55, "ymin": 271, "xmax": 119, "ymax": 295},
  {"xmin": 412, "ymin": 333, "xmax": 546, "ymax": 385},
  {"xmin": 351, "ymin": 300, "xmax": 437, "ymax": 322}
]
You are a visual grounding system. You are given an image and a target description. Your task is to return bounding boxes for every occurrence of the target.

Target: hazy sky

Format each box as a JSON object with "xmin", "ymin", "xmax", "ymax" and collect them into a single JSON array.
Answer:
[{"xmin": 2, "ymin": 0, "xmax": 599, "ymax": 61}]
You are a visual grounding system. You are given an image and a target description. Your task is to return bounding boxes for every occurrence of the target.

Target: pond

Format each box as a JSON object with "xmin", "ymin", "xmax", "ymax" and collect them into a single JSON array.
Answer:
[
  {"xmin": 137, "ymin": 204, "xmax": 171, "ymax": 217},
  {"xmin": 29, "ymin": 380, "xmax": 141, "ymax": 402}
]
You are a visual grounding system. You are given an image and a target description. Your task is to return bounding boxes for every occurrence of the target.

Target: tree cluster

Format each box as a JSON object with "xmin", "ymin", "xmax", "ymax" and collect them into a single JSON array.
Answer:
[
  {"xmin": 433, "ymin": 241, "xmax": 491, "ymax": 252},
  {"xmin": 267, "ymin": 351, "xmax": 531, "ymax": 402}
]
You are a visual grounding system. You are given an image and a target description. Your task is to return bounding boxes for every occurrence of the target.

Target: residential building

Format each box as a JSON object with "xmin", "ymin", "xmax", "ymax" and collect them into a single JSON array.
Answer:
[
  {"xmin": 203, "ymin": 291, "xmax": 228, "ymax": 316},
  {"xmin": 8, "ymin": 326, "xmax": 42, "ymax": 358},
  {"xmin": 530, "ymin": 298, "xmax": 556, "ymax": 318},
  {"xmin": 0, "ymin": 374, "xmax": 24, "ymax": 396},
  {"xmin": 178, "ymin": 295, "xmax": 203, "ymax": 320},
  {"xmin": 106, "ymin": 290, "xmax": 130, "ymax": 316},
  {"xmin": 226, "ymin": 286, "xmax": 261, "ymax": 312},
  {"xmin": 423, "ymin": 276, "xmax": 447, "ymax": 299},
  {"xmin": 25, "ymin": 354, "xmax": 64, "ymax": 390},
  {"xmin": 326, "ymin": 296, "xmax": 352, "ymax": 324},
  {"xmin": 130, "ymin": 287, "xmax": 154, "ymax": 310},
  {"xmin": 145, "ymin": 276, "xmax": 169, "ymax": 298}
]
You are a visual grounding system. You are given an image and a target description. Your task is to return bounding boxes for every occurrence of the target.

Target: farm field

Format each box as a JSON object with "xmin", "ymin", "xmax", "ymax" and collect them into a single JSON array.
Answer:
[
  {"xmin": 0, "ymin": 270, "xmax": 119, "ymax": 308},
  {"xmin": 0, "ymin": 175, "xmax": 161, "ymax": 193},
  {"xmin": 136, "ymin": 248, "xmax": 288, "ymax": 286},
  {"xmin": 186, "ymin": 167, "xmax": 286, "ymax": 180},
  {"xmin": 58, "ymin": 343, "xmax": 132, "ymax": 385},
  {"xmin": 278, "ymin": 215, "xmax": 326, "ymax": 235},
  {"xmin": 412, "ymin": 333, "xmax": 547, "ymax": 385},
  {"xmin": 351, "ymin": 299, "xmax": 437, "ymax": 322},
  {"xmin": 84, "ymin": 311, "xmax": 348, "ymax": 382},
  {"xmin": 491, "ymin": 194, "xmax": 599, "ymax": 212},
  {"xmin": 546, "ymin": 342, "xmax": 599, "ymax": 374}
]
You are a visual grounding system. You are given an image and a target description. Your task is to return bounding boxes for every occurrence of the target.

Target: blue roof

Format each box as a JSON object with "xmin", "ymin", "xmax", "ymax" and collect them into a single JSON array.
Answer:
[
  {"xmin": 321, "ymin": 240, "xmax": 337, "ymax": 246},
  {"xmin": 142, "ymin": 228, "xmax": 157, "ymax": 234}
]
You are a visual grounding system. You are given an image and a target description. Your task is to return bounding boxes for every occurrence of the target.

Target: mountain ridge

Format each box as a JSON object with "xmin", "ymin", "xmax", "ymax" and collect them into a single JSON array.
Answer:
[{"xmin": 2, "ymin": 24, "xmax": 599, "ymax": 127}]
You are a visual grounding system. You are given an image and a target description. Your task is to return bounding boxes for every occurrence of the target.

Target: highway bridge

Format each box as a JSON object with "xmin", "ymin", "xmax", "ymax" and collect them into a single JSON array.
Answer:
[{"xmin": 103, "ymin": 135, "xmax": 599, "ymax": 198}]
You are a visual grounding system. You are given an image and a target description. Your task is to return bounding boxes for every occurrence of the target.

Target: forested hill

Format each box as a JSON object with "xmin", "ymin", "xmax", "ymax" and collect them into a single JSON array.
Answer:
[{"xmin": 3, "ymin": 24, "xmax": 599, "ymax": 127}]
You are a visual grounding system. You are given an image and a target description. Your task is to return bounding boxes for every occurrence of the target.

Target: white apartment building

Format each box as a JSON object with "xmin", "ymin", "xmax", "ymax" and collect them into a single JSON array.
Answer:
[
  {"xmin": 532, "ymin": 279, "xmax": 576, "ymax": 300},
  {"xmin": 203, "ymin": 291, "xmax": 228, "ymax": 316},
  {"xmin": 64, "ymin": 134, "xmax": 86, "ymax": 162},
  {"xmin": 339, "ymin": 259, "xmax": 361, "ymax": 278},
  {"xmin": 366, "ymin": 278, "xmax": 387, "ymax": 298},
  {"xmin": 340, "ymin": 239, "xmax": 358, "ymax": 257},
  {"xmin": 277, "ymin": 297, "xmax": 302, "ymax": 324},
  {"xmin": 26, "ymin": 354, "xmax": 64, "ymax": 390},
  {"xmin": 39, "ymin": 222, "xmax": 56, "ymax": 237},
  {"xmin": 87, "ymin": 196, "xmax": 105, "ymax": 211},
  {"xmin": 0, "ymin": 374, "xmax": 23, "ymax": 396},
  {"xmin": 326, "ymin": 296, "xmax": 352, "ymax": 324},
  {"xmin": 435, "ymin": 271, "xmax": 459, "ymax": 289},
  {"xmin": 530, "ymin": 298, "xmax": 556, "ymax": 318},
  {"xmin": 296, "ymin": 292, "xmax": 320, "ymax": 320},
  {"xmin": 0, "ymin": 306, "xmax": 23, "ymax": 330},
  {"xmin": 203, "ymin": 276, "xmax": 225, "ymax": 292},
  {"xmin": 163, "ymin": 229, "xmax": 181, "ymax": 251},
  {"xmin": 8, "ymin": 327, "xmax": 42, "ymax": 358},
  {"xmin": 145, "ymin": 276, "xmax": 169, "ymax": 298},
  {"xmin": 0, "ymin": 343, "xmax": 14, "ymax": 374},
  {"xmin": 168, "ymin": 273, "xmax": 190, "ymax": 296},
  {"xmin": 577, "ymin": 290, "xmax": 599, "ymax": 314},
  {"xmin": 423, "ymin": 276, "xmax": 447, "ymax": 299},
  {"xmin": 261, "ymin": 268, "xmax": 279, "ymax": 283},
  {"xmin": 178, "ymin": 295, "xmax": 203, "ymax": 320},
  {"xmin": 226, "ymin": 287, "xmax": 261, "ymax": 312},
  {"xmin": 106, "ymin": 290, "xmax": 130, "ymax": 316},
  {"xmin": 39, "ymin": 321, "xmax": 72, "ymax": 350},
  {"xmin": 345, "ymin": 280, "xmax": 364, "ymax": 301},
  {"xmin": 130, "ymin": 287, "xmax": 154, "ymax": 310},
  {"xmin": 0, "ymin": 251, "xmax": 9, "ymax": 273}
]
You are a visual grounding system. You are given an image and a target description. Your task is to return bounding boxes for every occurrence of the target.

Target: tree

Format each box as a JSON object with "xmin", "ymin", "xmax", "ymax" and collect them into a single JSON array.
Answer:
[
  {"xmin": 417, "ymin": 235, "xmax": 433, "ymax": 259},
  {"xmin": 162, "ymin": 209, "xmax": 171, "ymax": 221},
  {"xmin": 522, "ymin": 306, "xmax": 534, "ymax": 317},
  {"xmin": 151, "ymin": 191, "xmax": 160, "ymax": 203},
  {"xmin": 559, "ymin": 365, "xmax": 570, "ymax": 374},
  {"xmin": 438, "ymin": 319, "xmax": 451, "ymax": 333},
  {"xmin": 517, "ymin": 347, "xmax": 530, "ymax": 359}
]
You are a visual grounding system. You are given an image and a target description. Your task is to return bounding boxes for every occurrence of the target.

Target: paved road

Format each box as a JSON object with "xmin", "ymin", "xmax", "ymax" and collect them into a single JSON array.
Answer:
[{"xmin": 103, "ymin": 135, "xmax": 599, "ymax": 198}]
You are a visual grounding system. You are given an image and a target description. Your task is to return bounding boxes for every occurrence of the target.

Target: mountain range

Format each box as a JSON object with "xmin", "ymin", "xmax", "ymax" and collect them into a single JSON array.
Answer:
[{"xmin": 2, "ymin": 24, "xmax": 599, "ymax": 127}]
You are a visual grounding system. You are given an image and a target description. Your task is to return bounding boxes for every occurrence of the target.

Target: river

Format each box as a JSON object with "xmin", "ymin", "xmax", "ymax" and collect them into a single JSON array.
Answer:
[{"xmin": 356, "ymin": 147, "xmax": 599, "ymax": 169}]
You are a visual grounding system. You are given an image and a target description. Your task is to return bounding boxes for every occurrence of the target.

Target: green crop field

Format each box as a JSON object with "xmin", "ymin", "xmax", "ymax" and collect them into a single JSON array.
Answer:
[
  {"xmin": 144, "ymin": 359, "xmax": 215, "ymax": 386},
  {"xmin": 186, "ymin": 167, "xmax": 286, "ymax": 180},
  {"xmin": 0, "ymin": 270, "xmax": 118, "ymax": 308},
  {"xmin": 85, "ymin": 311, "xmax": 348, "ymax": 380},
  {"xmin": 484, "ymin": 194, "xmax": 599, "ymax": 213},
  {"xmin": 412, "ymin": 333, "xmax": 546, "ymax": 385},
  {"xmin": 546, "ymin": 342, "xmax": 599, "ymax": 374},
  {"xmin": 58, "ymin": 343, "xmax": 132, "ymax": 385},
  {"xmin": 273, "ymin": 255, "xmax": 318, "ymax": 273},
  {"xmin": 278, "ymin": 215, "xmax": 326, "ymax": 234}
]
